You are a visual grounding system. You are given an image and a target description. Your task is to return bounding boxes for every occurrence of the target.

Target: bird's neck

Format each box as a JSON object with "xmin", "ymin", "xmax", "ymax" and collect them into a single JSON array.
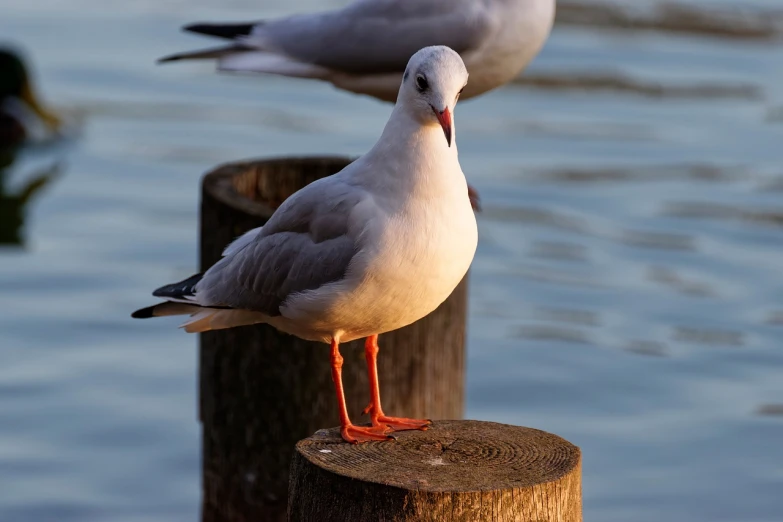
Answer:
[
  {"xmin": 356, "ymin": 108, "xmax": 464, "ymax": 202},
  {"xmin": 374, "ymin": 106, "xmax": 458, "ymax": 165}
]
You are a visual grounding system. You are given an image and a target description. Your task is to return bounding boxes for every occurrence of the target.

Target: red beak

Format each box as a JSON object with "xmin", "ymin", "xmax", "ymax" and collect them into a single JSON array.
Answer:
[{"xmin": 433, "ymin": 106, "xmax": 452, "ymax": 147}]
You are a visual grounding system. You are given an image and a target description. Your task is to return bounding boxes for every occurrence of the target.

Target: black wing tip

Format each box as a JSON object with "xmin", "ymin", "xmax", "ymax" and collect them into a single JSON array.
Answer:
[
  {"xmin": 157, "ymin": 54, "xmax": 182, "ymax": 64},
  {"xmin": 156, "ymin": 45, "xmax": 250, "ymax": 64},
  {"xmin": 132, "ymin": 305, "xmax": 157, "ymax": 319},
  {"xmin": 183, "ymin": 22, "xmax": 256, "ymax": 39},
  {"xmin": 152, "ymin": 272, "xmax": 204, "ymax": 299}
]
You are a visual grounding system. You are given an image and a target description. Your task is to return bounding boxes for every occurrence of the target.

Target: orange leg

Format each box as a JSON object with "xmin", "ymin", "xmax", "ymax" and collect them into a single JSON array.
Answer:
[
  {"xmin": 330, "ymin": 338, "xmax": 392, "ymax": 444},
  {"xmin": 362, "ymin": 334, "xmax": 431, "ymax": 432}
]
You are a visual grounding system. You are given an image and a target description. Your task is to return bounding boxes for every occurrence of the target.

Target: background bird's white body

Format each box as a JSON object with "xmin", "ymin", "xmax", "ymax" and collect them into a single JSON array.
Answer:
[
  {"xmin": 327, "ymin": 0, "xmax": 556, "ymax": 100},
  {"xmin": 163, "ymin": 0, "xmax": 556, "ymax": 102}
]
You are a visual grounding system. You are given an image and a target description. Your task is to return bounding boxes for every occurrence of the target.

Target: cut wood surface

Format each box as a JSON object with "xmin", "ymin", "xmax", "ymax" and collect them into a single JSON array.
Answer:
[
  {"xmin": 289, "ymin": 420, "xmax": 582, "ymax": 522},
  {"xmin": 199, "ymin": 157, "xmax": 469, "ymax": 522}
]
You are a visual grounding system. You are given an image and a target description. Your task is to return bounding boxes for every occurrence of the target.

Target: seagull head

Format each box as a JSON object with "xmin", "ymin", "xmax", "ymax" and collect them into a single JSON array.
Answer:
[{"xmin": 397, "ymin": 46, "xmax": 468, "ymax": 148}]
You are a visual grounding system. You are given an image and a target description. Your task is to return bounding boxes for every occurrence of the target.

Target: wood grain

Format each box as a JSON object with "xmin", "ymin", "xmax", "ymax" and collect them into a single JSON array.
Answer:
[{"xmin": 289, "ymin": 420, "xmax": 582, "ymax": 522}]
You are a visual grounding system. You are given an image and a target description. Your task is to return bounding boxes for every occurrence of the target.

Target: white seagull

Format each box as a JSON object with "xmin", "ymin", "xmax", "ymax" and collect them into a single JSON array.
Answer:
[
  {"xmin": 159, "ymin": 0, "xmax": 555, "ymax": 212},
  {"xmin": 158, "ymin": 0, "xmax": 556, "ymax": 102},
  {"xmin": 133, "ymin": 46, "xmax": 478, "ymax": 444}
]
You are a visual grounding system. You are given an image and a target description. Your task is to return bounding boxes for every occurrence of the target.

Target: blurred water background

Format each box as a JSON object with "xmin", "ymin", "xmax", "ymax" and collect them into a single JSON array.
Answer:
[{"xmin": 1, "ymin": 0, "xmax": 782, "ymax": 520}]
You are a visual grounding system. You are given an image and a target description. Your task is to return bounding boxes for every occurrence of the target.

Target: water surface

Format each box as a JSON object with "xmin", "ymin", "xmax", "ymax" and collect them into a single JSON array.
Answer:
[{"xmin": 0, "ymin": 1, "xmax": 782, "ymax": 521}]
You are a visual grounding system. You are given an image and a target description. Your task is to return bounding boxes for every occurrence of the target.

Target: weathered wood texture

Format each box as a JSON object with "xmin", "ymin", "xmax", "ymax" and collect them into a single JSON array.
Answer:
[
  {"xmin": 199, "ymin": 157, "xmax": 469, "ymax": 522},
  {"xmin": 289, "ymin": 420, "xmax": 582, "ymax": 522}
]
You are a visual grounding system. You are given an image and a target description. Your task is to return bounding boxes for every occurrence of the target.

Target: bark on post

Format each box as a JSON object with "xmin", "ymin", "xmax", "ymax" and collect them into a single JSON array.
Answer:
[
  {"xmin": 289, "ymin": 420, "xmax": 582, "ymax": 522},
  {"xmin": 199, "ymin": 157, "xmax": 468, "ymax": 522}
]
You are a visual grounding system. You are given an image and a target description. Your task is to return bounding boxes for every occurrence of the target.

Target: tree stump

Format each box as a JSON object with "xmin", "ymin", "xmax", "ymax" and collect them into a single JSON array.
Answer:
[
  {"xmin": 199, "ymin": 157, "xmax": 469, "ymax": 522},
  {"xmin": 288, "ymin": 420, "xmax": 582, "ymax": 522}
]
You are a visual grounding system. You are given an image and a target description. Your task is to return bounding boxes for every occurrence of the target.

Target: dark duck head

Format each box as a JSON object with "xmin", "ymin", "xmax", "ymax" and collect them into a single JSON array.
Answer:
[{"xmin": 0, "ymin": 48, "xmax": 61, "ymax": 148}]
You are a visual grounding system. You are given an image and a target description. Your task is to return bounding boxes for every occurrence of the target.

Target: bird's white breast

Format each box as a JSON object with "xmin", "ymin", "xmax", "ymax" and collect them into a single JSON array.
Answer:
[
  {"xmin": 364, "ymin": 181, "xmax": 478, "ymax": 328},
  {"xmin": 280, "ymin": 156, "xmax": 478, "ymax": 343}
]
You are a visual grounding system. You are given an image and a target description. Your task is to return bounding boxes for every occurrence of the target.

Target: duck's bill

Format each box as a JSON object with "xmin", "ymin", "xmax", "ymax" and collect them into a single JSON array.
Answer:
[{"xmin": 20, "ymin": 81, "xmax": 61, "ymax": 131}]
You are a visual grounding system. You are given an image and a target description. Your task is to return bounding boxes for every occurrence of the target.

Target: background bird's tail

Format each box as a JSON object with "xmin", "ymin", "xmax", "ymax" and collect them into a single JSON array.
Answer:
[
  {"xmin": 158, "ymin": 46, "xmax": 329, "ymax": 79},
  {"xmin": 183, "ymin": 22, "xmax": 259, "ymax": 39},
  {"xmin": 157, "ymin": 20, "xmax": 263, "ymax": 63},
  {"xmin": 157, "ymin": 44, "xmax": 252, "ymax": 63}
]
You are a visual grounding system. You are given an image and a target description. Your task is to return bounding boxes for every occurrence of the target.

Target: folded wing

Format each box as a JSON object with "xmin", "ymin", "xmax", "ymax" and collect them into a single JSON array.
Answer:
[
  {"xmin": 133, "ymin": 177, "xmax": 368, "ymax": 332},
  {"xmin": 160, "ymin": 0, "xmax": 493, "ymax": 77}
]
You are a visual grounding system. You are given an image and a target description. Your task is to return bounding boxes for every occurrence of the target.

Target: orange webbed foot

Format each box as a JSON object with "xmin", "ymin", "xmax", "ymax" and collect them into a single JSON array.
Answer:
[
  {"xmin": 341, "ymin": 423, "xmax": 395, "ymax": 444},
  {"xmin": 363, "ymin": 403, "xmax": 431, "ymax": 433},
  {"xmin": 376, "ymin": 415, "xmax": 431, "ymax": 432}
]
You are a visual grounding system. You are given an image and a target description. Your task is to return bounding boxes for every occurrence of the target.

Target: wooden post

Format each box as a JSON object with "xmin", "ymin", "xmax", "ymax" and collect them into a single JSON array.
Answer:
[
  {"xmin": 289, "ymin": 420, "xmax": 582, "ymax": 522},
  {"xmin": 199, "ymin": 157, "xmax": 468, "ymax": 522}
]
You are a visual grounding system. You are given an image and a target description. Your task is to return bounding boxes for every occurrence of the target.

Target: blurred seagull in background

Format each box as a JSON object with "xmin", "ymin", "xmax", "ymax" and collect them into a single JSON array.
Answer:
[
  {"xmin": 134, "ymin": 46, "xmax": 478, "ymax": 444},
  {"xmin": 159, "ymin": 0, "xmax": 555, "ymax": 103},
  {"xmin": 158, "ymin": 0, "xmax": 555, "ymax": 211}
]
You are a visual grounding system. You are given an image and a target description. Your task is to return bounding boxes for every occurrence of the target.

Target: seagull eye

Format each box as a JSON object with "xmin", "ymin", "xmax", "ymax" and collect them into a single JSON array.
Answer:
[
  {"xmin": 456, "ymin": 86, "xmax": 465, "ymax": 102},
  {"xmin": 416, "ymin": 75, "xmax": 428, "ymax": 92}
]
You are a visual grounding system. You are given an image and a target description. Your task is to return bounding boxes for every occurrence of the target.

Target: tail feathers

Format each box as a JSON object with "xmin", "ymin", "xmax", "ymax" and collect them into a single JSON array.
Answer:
[
  {"xmin": 132, "ymin": 300, "xmax": 266, "ymax": 333},
  {"xmin": 157, "ymin": 44, "xmax": 328, "ymax": 80},
  {"xmin": 132, "ymin": 272, "xmax": 207, "ymax": 320},
  {"xmin": 217, "ymin": 52, "xmax": 328, "ymax": 79},
  {"xmin": 157, "ymin": 44, "xmax": 253, "ymax": 64},
  {"xmin": 181, "ymin": 309, "xmax": 266, "ymax": 333},
  {"xmin": 184, "ymin": 22, "xmax": 260, "ymax": 39},
  {"xmin": 132, "ymin": 302, "xmax": 202, "ymax": 319}
]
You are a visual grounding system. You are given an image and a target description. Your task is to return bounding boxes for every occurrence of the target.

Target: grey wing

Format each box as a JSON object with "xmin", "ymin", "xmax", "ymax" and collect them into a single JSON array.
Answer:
[
  {"xmin": 255, "ymin": 0, "xmax": 494, "ymax": 74},
  {"xmin": 195, "ymin": 178, "xmax": 366, "ymax": 316}
]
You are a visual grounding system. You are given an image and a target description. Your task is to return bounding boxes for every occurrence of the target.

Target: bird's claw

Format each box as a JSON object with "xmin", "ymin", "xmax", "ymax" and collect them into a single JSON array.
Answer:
[
  {"xmin": 341, "ymin": 423, "xmax": 395, "ymax": 444},
  {"xmin": 377, "ymin": 415, "xmax": 431, "ymax": 432},
  {"xmin": 363, "ymin": 403, "xmax": 431, "ymax": 432}
]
